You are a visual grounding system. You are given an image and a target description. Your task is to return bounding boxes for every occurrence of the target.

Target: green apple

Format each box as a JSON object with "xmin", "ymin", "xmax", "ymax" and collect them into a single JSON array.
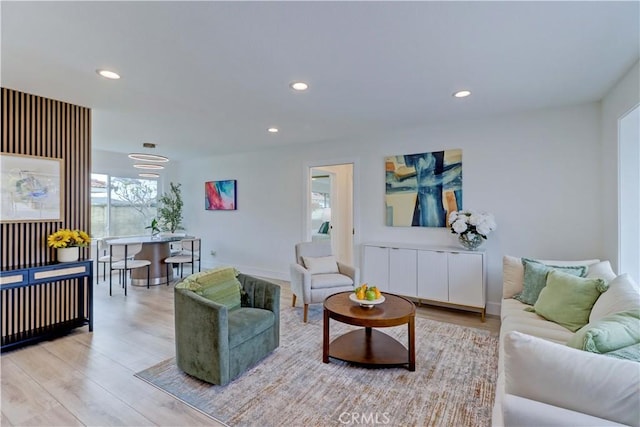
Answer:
[{"xmin": 365, "ymin": 289, "xmax": 377, "ymax": 301}]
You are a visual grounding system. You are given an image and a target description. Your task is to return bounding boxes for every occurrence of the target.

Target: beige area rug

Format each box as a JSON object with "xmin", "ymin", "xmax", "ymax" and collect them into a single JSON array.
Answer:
[{"xmin": 135, "ymin": 304, "xmax": 499, "ymax": 427}]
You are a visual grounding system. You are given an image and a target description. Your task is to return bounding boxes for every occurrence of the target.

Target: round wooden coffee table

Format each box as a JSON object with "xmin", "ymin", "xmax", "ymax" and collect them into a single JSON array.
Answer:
[{"xmin": 323, "ymin": 291, "xmax": 416, "ymax": 371}]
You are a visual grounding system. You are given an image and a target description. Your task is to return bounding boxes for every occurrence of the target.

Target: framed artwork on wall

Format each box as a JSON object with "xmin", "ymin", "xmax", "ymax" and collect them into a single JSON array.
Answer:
[
  {"xmin": 205, "ymin": 180, "xmax": 237, "ymax": 211},
  {"xmin": 0, "ymin": 153, "xmax": 64, "ymax": 222},
  {"xmin": 385, "ymin": 149, "xmax": 462, "ymax": 227}
]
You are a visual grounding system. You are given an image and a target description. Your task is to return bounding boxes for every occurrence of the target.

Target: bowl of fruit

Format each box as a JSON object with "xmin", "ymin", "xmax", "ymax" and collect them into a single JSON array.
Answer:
[{"xmin": 350, "ymin": 284, "xmax": 385, "ymax": 308}]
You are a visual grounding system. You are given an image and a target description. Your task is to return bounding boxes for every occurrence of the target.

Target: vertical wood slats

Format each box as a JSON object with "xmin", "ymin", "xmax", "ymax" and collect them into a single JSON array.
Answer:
[{"xmin": 1, "ymin": 87, "xmax": 92, "ymax": 268}]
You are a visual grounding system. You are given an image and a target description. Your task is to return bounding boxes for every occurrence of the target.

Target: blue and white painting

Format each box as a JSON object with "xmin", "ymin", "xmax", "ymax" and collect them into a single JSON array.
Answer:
[{"xmin": 385, "ymin": 149, "xmax": 462, "ymax": 227}]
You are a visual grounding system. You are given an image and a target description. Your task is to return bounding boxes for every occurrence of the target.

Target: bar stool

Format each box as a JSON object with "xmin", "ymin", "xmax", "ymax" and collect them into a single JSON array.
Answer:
[
  {"xmin": 95, "ymin": 237, "xmax": 117, "ymax": 283},
  {"xmin": 164, "ymin": 238, "xmax": 201, "ymax": 283},
  {"xmin": 109, "ymin": 243, "xmax": 151, "ymax": 296}
]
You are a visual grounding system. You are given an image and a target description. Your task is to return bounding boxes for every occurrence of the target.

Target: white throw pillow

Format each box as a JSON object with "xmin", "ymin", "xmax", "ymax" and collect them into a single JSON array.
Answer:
[
  {"xmin": 502, "ymin": 256, "xmax": 600, "ymax": 299},
  {"xmin": 589, "ymin": 273, "xmax": 640, "ymax": 323},
  {"xmin": 302, "ymin": 255, "xmax": 339, "ymax": 274},
  {"xmin": 504, "ymin": 331, "xmax": 640, "ymax": 427},
  {"xmin": 586, "ymin": 260, "xmax": 617, "ymax": 282}
]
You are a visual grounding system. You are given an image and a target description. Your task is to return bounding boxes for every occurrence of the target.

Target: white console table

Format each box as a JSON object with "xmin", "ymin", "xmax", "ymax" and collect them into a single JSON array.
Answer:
[{"xmin": 361, "ymin": 242, "xmax": 486, "ymax": 320}]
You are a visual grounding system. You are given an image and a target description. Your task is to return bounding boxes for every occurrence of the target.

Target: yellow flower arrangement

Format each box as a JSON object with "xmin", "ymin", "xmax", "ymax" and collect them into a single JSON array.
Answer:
[{"xmin": 47, "ymin": 229, "xmax": 91, "ymax": 248}]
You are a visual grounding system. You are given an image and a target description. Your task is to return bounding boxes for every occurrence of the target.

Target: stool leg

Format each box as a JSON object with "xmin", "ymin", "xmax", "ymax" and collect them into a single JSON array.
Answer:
[{"xmin": 147, "ymin": 265, "xmax": 150, "ymax": 289}]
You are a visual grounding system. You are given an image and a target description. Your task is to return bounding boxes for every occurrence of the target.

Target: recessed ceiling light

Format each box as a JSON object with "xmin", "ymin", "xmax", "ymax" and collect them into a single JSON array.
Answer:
[
  {"xmin": 453, "ymin": 90, "xmax": 471, "ymax": 98},
  {"xmin": 139, "ymin": 173, "xmax": 160, "ymax": 179},
  {"xmin": 290, "ymin": 81, "xmax": 309, "ymax": 91},
  {"xmin": 96, "ymin": 69, "xmax": 121, "ymax": 80},
  {"xmin": 267, "ymin": 127, "xmax": 279, "ymax": 133},
  {"xmin": 128, "ymin": 153, "xmax": 169, "ymax": 162},
  {"xmin": 133, "ymin": 164, "xmax": 164, "ymax": 170}
]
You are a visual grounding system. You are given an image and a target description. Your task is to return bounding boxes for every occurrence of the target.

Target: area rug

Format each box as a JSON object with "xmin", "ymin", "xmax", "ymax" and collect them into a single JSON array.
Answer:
[{"xmin": 135, "ymin": 304, "xmax": 499, "ymax": 427}]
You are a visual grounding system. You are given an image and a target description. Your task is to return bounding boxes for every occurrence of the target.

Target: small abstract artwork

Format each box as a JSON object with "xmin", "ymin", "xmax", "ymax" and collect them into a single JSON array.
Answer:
[
  {"xmin": 385, "ymin": 149, "xmax": 462, "ymax": 227},
  {"xmin": 0, "ymin": 153, "xmax": 64, "ymax": 222},
  {"xmin": 205, "ymin": 180, "xmax": 237, "ymax": 211}
]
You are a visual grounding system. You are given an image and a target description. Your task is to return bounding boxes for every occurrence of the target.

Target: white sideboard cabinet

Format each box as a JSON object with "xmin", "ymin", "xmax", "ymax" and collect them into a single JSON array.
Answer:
[{"xmin": 362, "ymin": 242, "xmax": 486, "ymax": 320}]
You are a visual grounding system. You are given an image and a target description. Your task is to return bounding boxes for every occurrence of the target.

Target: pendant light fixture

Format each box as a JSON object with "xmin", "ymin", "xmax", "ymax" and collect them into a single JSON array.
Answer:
[{"xmin": 128, "ymin": 142, "xmax": 169, "ymax": 163}]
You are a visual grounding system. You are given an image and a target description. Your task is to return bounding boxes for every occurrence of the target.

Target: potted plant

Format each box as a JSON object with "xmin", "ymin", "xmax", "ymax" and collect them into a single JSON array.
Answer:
[
  {"xmin": 145, "ymin": 218, "xmax": 161, "ymax": 237},
  {"xmin": 157, "ymin": 182, "xmax": 184, "ymax": 233},
  {"xmin": 47, "ymin": 228, "xmax": 91, "ymax": 262}
]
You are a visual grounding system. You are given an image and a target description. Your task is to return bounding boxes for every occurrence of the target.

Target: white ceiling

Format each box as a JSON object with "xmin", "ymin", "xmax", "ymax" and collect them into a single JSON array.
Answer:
[{"xmin": 2, "ymin": 1, "xmax": 638, "ymax": 161}]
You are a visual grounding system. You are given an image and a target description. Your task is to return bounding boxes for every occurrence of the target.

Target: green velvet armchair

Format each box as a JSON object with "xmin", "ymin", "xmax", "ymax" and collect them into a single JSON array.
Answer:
[{"xmin": 174, "ymin": 273, "xmax": 280, "ymax": 385}]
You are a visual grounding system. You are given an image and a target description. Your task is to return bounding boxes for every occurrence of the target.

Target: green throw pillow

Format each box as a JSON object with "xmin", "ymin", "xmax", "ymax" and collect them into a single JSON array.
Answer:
[
  {"xmin": 567, "ymin": 309, "xmax": 640, "ymax": 353},
  {"xmin": 533, "ymin": 270, "xmax": 607, "ymax": 332},
  {"xmin": 174, "ymin": 266, "xmax": 239, "ymax": 292},
  {"xmin": 175, "ymin": 276, "xmax": 200, "ymax": 291},
  {"xmin": 513, "ymin": 258, "xmax": 588, "ymax": 305},
  {"xmin": 197, "ymin": 277, "xmax": 242, "ymax": 310},
  {"xmin": 604, "ymin": 343, "xmax": 640, "ymax": 362}
]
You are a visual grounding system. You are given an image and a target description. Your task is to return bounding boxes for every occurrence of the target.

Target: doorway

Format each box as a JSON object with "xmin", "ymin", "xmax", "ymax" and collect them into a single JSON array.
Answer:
[{"xmin": 306, "ymin": 163, "xmax": 355, "ymax": 265}]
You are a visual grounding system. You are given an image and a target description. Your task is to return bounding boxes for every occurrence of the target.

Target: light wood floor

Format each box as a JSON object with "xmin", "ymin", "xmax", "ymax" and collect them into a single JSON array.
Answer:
[{"xmin": 1, "ymin": 275, "xmax": 500, "ymax": 426}]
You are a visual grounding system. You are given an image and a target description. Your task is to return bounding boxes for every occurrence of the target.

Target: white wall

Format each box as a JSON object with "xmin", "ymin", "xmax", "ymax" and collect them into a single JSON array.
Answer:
[
  {"xmin": 600, "ymin": 61, "xmax": 640, "ymax": 273},
  {"xmin": 174, "ymin": 102, "xmax": 604, "ymax": 315}
]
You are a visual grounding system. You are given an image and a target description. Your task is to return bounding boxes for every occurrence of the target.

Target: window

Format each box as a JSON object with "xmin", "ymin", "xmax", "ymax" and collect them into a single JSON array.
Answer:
[
  {"xmin": 619, "ymin": 105, "xmax": 640, "ymax": 282},
  {"xmin": 91, "ymin": 173, "xmax": 158, "ymax": 238}
]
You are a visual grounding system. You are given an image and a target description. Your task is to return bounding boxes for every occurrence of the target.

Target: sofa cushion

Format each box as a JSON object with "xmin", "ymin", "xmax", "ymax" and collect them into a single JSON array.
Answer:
[
  {"xmin": 502, "ymin": 255, "xmax": 599, "ymax": 299},
  {"xmin": 504, "ymin": 331, "xmax": 640, "ymax": 427},
  {"xmin": 532, "ymin": 270, "xmax": 607, "ymax": 332},
  {"xmin": 228, "ymin": 307, "xmax": 275, "ymax": 348},
  {"xmin": 197, "ymin": 277, "xmax": 242, "ymax": 310},
  {"xmin": 302, "ymin": 255, "xmax": 339, "ymax": 274},
  {"xmin": 590, "ymin": 273, "xmax": 640, "ymax": 323},
  {"xmin": 513, "ymin": 258, "xmax": 587, "ymax": 305},
  {"xmin": 567, "ymin": 309, "xmax": 640, "ymax": 353},
  {"xmin": 502, "ymin": 394, "xmax": 627, "ymax": 427},
  {"xmin": 311, "ymin": 273, "xmax": 353, "ymax": 289}
]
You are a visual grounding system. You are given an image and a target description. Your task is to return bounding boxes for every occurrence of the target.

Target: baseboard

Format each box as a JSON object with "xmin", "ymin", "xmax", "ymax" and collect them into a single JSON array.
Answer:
[{"xmin": 486, "ymin": 301, "xmax": 501, "ymax": 316}]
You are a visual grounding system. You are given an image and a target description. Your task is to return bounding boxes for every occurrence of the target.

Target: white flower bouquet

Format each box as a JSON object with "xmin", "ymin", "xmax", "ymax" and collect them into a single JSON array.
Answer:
[{"xmin": 448, "ymin": 210, "xmax": 497, "ymax": 241}]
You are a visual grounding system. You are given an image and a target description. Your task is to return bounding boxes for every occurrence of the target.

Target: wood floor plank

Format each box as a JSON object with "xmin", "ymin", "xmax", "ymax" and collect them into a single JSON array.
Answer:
[{"xmin": 1, "ymin": 358, "xmax": 70, "ymax": 425}]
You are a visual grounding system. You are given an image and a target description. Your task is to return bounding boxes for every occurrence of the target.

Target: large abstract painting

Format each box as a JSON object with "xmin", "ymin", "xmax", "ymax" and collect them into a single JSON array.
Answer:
[
  {"xmin": 385, "ymin": 149, "xmax": 462, "ymax": 227},
  {"xmin": 205, "ymin": 180, "xmax": 237, "ymax": 211},
  {"xmin": 0, "ymin": 153, "xmax": 63, "ymax": 222}
]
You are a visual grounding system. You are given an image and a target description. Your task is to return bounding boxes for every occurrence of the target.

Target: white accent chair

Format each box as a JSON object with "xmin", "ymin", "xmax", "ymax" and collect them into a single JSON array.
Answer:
[
  {"xmin": 109, "ymin": 243, "xmax": 151, "ymax": 296},
  {"xmin": 164, "ymin": 238, "xmax": 201, "ymax": 282},
  {"xmin": 289, "ymin": 241, "xmax": 359, "ymax": 322}
]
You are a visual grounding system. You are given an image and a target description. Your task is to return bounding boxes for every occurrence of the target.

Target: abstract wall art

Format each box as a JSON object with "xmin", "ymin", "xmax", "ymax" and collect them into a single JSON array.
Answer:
[
  {"xmin": 0, "ymin": 153, "xmax": 64, "ymax": 222},
  {"xmin": 385, "ymin": 149, "xmax": 462, "ymax": 227},
  {"xmin": 205, "ymin": 180, "xmax": 237, "ymax": 211}
]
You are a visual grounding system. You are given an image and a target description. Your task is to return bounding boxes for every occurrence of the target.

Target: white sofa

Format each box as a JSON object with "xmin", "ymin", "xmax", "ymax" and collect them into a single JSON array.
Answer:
[{"xmin": 493, "ymin": 256, "xmax": 640, "ymax": 427}]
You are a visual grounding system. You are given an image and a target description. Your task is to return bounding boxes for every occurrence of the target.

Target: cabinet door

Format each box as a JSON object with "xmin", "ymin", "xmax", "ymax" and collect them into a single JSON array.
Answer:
[
  {"xmin": 362, "ymin": 246, "xmax": 389, "ymax": 291},
  {"xmin": 389, "ymin": 248, "xmax": 417, "ymax": 297},
  {"xmin": 448, "ymin": 252, "xmax": 484, "ymax": 307},
  {"xmin": 417, "ymin": 250, "xmax": 448, "ymax": 302}
]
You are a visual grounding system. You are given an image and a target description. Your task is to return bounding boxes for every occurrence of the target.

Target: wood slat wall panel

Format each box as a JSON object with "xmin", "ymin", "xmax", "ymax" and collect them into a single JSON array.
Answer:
[{"xmin": 1, "ymin": 88, "xmax": 91, "ymax": 268}]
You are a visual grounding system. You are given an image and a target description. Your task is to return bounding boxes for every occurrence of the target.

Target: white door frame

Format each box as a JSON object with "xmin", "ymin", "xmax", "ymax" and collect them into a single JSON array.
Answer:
[{"xmin": 302, "ymin": 157, "xmax": 360, "ymax": 265}]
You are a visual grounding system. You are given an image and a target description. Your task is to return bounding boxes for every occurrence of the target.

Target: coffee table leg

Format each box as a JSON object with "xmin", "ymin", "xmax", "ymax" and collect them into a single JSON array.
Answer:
[
  {"xmin": 408, "ymin": 316, "xmax": 415, "ymax": 371},
  {"xmin": 323, "ymin": 307, "xmax": 330, "ymax": 363}
]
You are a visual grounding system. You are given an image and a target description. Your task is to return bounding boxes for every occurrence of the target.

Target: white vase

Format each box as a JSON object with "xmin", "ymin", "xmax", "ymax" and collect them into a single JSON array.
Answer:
[{"xmin": 57, "ymin": 247, "xmax": 79, "ymax": 262}]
